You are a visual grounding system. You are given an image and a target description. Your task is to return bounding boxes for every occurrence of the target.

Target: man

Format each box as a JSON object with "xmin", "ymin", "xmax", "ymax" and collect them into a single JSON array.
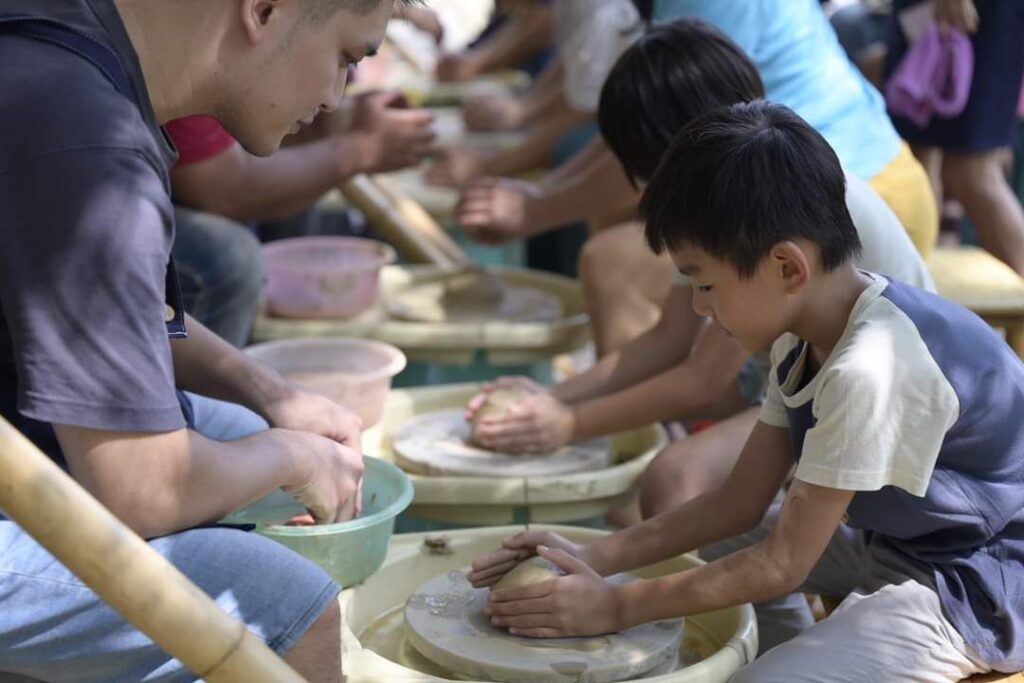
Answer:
[{"xmin": 0, "ymin": 0, "xmax": 412, "ymax": 680}]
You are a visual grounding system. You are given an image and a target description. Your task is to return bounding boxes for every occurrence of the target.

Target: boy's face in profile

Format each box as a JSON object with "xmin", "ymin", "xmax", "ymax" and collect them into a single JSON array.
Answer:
[
  {"xmin": 671, "ymin": 243, "xmax": 795, "ymax": 353},
  {"xmin": 223, "ymin": 0, "xmax": 394, "ymax": 156}
]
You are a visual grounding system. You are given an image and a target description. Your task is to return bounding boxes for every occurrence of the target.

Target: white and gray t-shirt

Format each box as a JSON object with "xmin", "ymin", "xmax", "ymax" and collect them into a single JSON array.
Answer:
[{"xmin": 761, "ymin": 272, "xmax": 1024, "ymax": 671}]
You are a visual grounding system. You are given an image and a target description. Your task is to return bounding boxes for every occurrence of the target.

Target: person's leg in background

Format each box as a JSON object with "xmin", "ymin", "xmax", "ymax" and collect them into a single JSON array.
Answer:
[
  {"xmin": 638, "ymin": 407, "xmax": 760, "ymax": 520},
  {"xmin": 578, "ymin": 222, "xmax": 678, "ymax": 358},
  {"xmin": 172, "ymin": 207, "xmax": 264, "ymax": 348},
  {"xmin": 886, "ymin": 0, "xmax": 1024, "ymax": 270},
  {"xmin": 942, "ymin": 149, "xmax": 1024, "ymax": 273}
]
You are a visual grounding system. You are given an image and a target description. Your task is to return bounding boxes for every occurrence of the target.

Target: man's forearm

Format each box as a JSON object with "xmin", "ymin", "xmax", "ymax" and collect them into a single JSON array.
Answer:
[
  {"xmin": 172, "ymin": 316, "xmax": 294, "ymax": 420},
  {"xmin": 229, "ymin": 136, "xmax": 358, "ymax": 222},
  {"xmin": 470, "ymin": 6, "xmax": 554, "ymax": 75},
  {"xmin": 530, "ymin": 143, "xmax": 639, "ymax": 231},
  {"xmin": 58, "ymin": 425, "xmax": 308, "ymax": 539},
  {"xmin": 481, "ymin": 106, "xmax": 592, "ymax": 179}
]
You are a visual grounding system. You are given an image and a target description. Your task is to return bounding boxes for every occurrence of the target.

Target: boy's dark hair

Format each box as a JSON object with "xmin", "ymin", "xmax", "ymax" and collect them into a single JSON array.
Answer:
[
  {"xmin": 597, "ymin": 19, "xmax": 765, "ymax": 187},
  {"xmin": 639, "ymin": 101, "xmax": 862, "ymax": 277}
]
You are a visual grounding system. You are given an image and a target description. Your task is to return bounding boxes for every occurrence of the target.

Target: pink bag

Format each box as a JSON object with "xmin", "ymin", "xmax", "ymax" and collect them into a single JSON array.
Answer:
[{"xmin": 886, "ymin": 22, "xmax": 974, "ymax": 128}]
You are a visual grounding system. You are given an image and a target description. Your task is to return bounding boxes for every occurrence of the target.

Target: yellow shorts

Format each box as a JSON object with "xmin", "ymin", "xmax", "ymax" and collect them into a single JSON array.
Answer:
[{"xmin": 867, "ymin": 142, "xmax": 939, "ymax": 258}]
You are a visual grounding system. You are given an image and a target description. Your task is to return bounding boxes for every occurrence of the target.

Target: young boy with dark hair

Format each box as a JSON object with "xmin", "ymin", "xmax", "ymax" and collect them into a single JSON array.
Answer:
[
  {"xmin": 469, "ymin": 101, "xmax": 1024, "ymax": 680},
  {"xmin": 468, "ymin": 21, "xmax": 932, "ymax": 535}
]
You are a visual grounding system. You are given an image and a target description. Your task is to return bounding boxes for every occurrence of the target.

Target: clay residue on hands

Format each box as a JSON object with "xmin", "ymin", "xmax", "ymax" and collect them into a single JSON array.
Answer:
[{"xmin": 470, "ymin": 387, "xmax": 528, "ymax": 449}]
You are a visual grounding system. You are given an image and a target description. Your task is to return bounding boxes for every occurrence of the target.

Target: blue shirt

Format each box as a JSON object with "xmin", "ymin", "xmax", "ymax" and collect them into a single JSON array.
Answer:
[{"xmin": 654, "ymin": 0, "xmax": 902, "ymax": 179}]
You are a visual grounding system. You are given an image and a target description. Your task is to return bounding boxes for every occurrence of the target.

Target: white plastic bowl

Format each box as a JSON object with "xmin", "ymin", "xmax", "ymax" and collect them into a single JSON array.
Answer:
[{"xmin": 245, "ymin": 337, "xmax": 407, "ymax": 428}]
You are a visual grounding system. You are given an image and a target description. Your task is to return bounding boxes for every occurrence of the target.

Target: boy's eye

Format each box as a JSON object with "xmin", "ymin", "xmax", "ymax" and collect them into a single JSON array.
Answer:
[{"xmin": 697, "ymin": 285, "xmax": 713, "ymax": 293}]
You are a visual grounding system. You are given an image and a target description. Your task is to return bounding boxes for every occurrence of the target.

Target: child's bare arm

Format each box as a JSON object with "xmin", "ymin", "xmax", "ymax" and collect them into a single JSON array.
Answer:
[
  {"xmin": 586, "ymin": 421, "xmax": 794, "ymax": 576},
  {"xmin": 615, "ymin": 480, "xmax": 853, "ymax": 628}
]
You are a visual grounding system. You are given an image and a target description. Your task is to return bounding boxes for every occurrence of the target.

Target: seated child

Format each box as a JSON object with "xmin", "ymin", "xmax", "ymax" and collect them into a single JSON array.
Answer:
[
  {"xmin": 469, "ymin": 100, "xmax": 1024, "ymax": 681},
  {"xmin": 468, "ymin": 22, "xmax": 932, "ymax": 530}
]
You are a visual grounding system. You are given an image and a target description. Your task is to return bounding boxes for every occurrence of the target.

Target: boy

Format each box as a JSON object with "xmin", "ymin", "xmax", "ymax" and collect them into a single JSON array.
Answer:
[
  {"xmin": 0, "ymin": 0, "xmax": 412, "ymax": 680},
  {"xmin": 469, "ymin": 22, "xmax": 932, "ymax": 533},
  {"xmin": 469, "ymin": 102, "xmax": 1024, "ymax": 680}
]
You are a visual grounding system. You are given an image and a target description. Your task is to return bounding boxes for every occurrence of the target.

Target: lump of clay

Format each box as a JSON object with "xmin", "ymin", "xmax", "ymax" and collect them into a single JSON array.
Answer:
[
  {"xmin": 493, "ymin": 557, "xmax": 562, "ymax": 592},
  {"xmin": 470, "ymin": 388, "xmax": 527, "ymax": 448},
  {"xmin": 442, "ymin": 269, "xmax": 505, "ymax": 310}
]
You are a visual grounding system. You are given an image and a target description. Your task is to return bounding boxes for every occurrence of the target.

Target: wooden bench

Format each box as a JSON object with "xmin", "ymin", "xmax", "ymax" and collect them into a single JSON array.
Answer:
[{"xmin": 927, "ymin": 246, "xmax": 1024, "ymax": 359}]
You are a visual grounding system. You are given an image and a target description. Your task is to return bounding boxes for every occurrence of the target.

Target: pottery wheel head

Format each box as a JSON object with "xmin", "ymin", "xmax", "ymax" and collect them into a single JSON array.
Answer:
[
  {"xmin": 391, "ymin": 409, "xmax": 614, "ymax": 478},
  {"xmin": 403, "ymin": 568, "xmax": 684, "ymax": 683}
]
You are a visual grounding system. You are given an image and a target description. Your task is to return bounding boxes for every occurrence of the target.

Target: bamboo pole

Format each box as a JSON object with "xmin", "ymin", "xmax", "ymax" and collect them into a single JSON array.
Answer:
[
  {"xmin": 0, "ymin": 416, "xmax": 307, "ymax": 683},
  {"xmin": 341, "ymin": 174, "xmax": 470, "ymax": 271}
]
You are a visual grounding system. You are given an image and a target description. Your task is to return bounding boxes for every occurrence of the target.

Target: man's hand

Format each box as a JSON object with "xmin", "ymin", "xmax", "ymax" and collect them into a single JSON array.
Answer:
[
  {"xmin": 456, "ymin": 177, "xmax": 543, "ymax": 244},
  {"xmin": 262, "ymin": 387, "xmax": 363, "ymax": 451},
  {"xmin": 425, "ymin": 147, "xmax": 489, "ymax": 188},
  {"xmin": 473, "ymin": 392, "xmax": 576, "ymax": 454},
  {"xmin": 465, "ymin": 376, "xmax": 547, "ymax": 421},
  {"xmin": 468, "ymin": 530, "xmax": 591, "ymax": 587},
  {"xmin": 935, "ymin": 0, "xmax": 979, "ymax": 33},
  {"xmin": 348, "ymin": 91, "xmax": 436, "ymax": 174},
  {"xmin": 485, "ymin": 546, "xmax": 624, "ymax": 638},
  {"xmin": 436, "ymin": 53, "xmax": 483, "ymax": 82},
  {"xmin": 283, "ymin": 431, "xmax": 365, "ymax": 523},
  {"xmin": 463, "ymin": 93, "xmax": 526, "ymax": 132}
]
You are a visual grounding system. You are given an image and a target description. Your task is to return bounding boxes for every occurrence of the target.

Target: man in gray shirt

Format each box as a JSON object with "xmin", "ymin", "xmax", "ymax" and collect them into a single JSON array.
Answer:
[{"xmin": 0, "ymin": 0, "xmax": 411, "ymax": 680}]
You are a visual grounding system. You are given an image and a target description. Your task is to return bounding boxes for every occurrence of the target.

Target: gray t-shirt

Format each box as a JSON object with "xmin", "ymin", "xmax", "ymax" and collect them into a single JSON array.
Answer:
[{"xmin": 0, "ymin": 0, "xmax": 183, "ymax": 460}]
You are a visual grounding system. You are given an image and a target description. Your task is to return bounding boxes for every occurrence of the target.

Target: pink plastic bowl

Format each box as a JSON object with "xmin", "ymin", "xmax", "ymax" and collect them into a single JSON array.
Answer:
[
  {"xmin": 244, "ymin": 338, "xmax": 407, "ymax": 428},
  {"xmin": 263, "ymin": 236, "xmax": 397, "ymax": 319}
]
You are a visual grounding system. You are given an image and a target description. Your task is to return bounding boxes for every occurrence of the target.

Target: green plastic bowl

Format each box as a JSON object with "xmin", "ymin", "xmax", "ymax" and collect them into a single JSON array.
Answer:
[{"xmin": 226, "ymin": 456, "xmax": 413, "ymax": 587}]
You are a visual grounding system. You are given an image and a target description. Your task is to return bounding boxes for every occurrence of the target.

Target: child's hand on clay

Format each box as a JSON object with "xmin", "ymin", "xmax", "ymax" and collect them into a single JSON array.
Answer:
[
  {"xmin": 485, "ymin": 545, "xmax": 624, "ymax": 638},
  {"xmin": 465, "ymin": 376, "xmax": 546, "ymax": 421},
  {"xmin": 456, "ymin": 178, "xmax": 543, "ymax": 245},
  {"xmin": 467, "ymin": 530, "xmax": 589, "ymax": 588},
  {"xmin": 473, "ymin": 392, "xmax": 575, "ymax": 454},
  {"xmin": 463, "ymin": 93, "xmax": 526, "ymax": 132}
]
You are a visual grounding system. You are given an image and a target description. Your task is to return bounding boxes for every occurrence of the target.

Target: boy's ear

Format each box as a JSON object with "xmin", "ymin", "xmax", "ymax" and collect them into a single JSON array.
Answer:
[{"xmin": 770, "ymin": 240, "xmax": 810, "ymax": 293}]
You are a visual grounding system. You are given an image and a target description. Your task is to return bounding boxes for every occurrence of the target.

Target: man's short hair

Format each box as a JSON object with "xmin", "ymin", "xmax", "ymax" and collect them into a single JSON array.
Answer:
[
  {"xmin": 639, "ymin": 101, "xmax": 862, "ymax": 278},
  {"xmin": 597, "ymin": 19, "xmax": 765, "ymax": 187},
  {"xmin": 306, "ymin": 0, "xmax": 419, "ymax": 22}
]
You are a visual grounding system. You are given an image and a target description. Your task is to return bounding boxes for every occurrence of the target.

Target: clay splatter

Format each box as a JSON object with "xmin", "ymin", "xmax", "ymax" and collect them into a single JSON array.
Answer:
[{"xmin": 407, "ymin": 592, "xmax": 473, "ymax": 618}]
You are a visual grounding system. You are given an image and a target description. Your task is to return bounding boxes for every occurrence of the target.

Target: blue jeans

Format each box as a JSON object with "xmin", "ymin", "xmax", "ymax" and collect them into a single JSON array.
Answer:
[
  {"xmin": 171, "ymin": 207, "xmax": 264, "ymax": 348},
  {"xmin": 0, "ymin": 395, "xmax": 336, "ymax": 683}
]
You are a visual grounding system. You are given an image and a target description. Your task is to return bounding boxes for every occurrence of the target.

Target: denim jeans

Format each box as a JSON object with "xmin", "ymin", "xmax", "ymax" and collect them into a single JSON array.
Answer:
[{"xmin": 171, "ymin": 206, "xmax": 264, "ymax": 347}]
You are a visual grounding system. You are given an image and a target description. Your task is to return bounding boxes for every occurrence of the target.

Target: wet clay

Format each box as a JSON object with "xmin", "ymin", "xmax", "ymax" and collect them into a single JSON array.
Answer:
[
  {"xmin": 403, "ymin": 565, "xmax": 684, "ymax": 683},
  {"xmin": 391, "ymin": 409, "xmax": 613, "ymax": 478},
  {"xmin": 387, "ymin": 274, "xmax": 563, "ymax": 325},
  {"xmin": 493, "ymin": 557, "xmax": 562, "ymax": 592},
  {"xmin": 470, "ymin": 387, "xmax": 528, "ymax": 448}
]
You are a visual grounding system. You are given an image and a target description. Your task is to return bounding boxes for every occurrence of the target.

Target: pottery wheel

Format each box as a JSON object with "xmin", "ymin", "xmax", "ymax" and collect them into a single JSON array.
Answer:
[
  {"xmin": 404, "ymin": 568, "xmax": 684, "ymax": 683},
  {"xmin": 391, "ymin": 409, "xmax": 613, "ymax": 478},
  {"xmin": 387, "ymin": 280, "xmax": 564, "ymax": 325}
]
